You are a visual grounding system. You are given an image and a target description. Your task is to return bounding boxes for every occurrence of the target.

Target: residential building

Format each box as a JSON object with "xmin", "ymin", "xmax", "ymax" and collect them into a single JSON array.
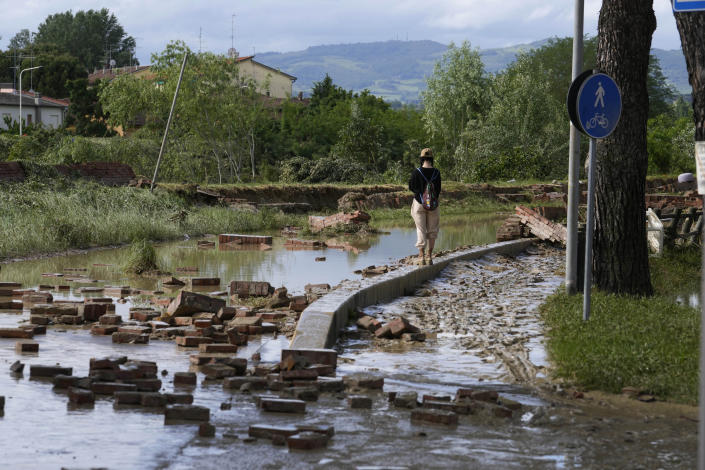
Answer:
[
  {"xmin": 234, "ymin": 55, "xmax": 296, "ymax": 99},
  {"xmin": 0, "ymin": 84, "xmax": 69, "ymax": 130}
]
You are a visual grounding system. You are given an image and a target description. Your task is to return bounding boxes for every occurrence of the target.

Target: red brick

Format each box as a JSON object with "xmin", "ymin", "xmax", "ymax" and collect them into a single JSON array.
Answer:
[
  {"xmin": 348, "ymin": 396, "xmax": 372, "ymax": 409},
  {"xmin": 165, "ymin": 405, "xmax": 210, "ymax": 422},
  {"xmin": 190, "ymin": 278, "xmax": 221, "ymax": 286},
  {"xmin": 141, "ymin": 393, "xmax": 167, "ymax": 407},
  {"xmin": 176, "ymin": 336, "xmax": 214, "ymax": 347},
  {"xmin": 91, "ymin": 326, "xmax": 118, "ymax": 336},
  {"xmin": 15, "ymin": 340, "xmax": 39, "ymax": 353},
  {"xmin": 260, "ymin": 398, "xmax": 306, "ymax": 413},
  {"xmin": 68, "ymin": 387, "xmax": 94, "ymax": 404},
  {"xmin": 228, "ymin": 280, "xmax": 274, "ymax": 298},
  {"xmin": 174, "ymin": 372, "xmax": 197, "ymax": 386},
  {"xmin": 99, "ymin": 314, "xmax": 122, "ymax": 325},
  {"xmin": 165, "ymin": 393, "xmax": 194, "ymax": 404},
  {"xmin": 166, "ymin": 291, "xmax": 225, "ymax": 317},
  {"xmin": 0, "ymin": 328, "xmax": 34, "ymax": 339},
  {"xmin": 410, "ymin": 409, "xmax": 459, "ymax": 425},
  {"xmin": 198, "ymin": 343, "xmax": 237, "ymax": 354},
  {"xmin": 287, "ymin": 432, "xmax": 328, "ymax": 450}
]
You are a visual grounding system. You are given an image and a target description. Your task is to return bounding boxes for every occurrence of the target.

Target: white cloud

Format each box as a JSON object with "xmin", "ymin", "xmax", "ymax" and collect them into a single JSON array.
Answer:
[{"xmin": 0, "ymin": 0, "xmax": 685, "ymax": 64}]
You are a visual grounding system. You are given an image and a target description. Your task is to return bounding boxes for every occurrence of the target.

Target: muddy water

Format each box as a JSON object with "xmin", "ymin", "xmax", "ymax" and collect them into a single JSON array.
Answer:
[
  {"xmin": 2, "ymin": 215, "xmax": 694, "ymax": 469},
  {"xmin": 0, "ymin": 215, "xmax": 506, "ymax": 469},
  {"xmin": 0, "ymin": 214, "xmax": 502, "ymax": 295}
]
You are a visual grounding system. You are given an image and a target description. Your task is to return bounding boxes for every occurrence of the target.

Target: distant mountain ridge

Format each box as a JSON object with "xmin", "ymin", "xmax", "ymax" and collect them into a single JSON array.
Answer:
[{"xmin": 256, "ymin": 39, "xmax": 689, "ymax": 103}]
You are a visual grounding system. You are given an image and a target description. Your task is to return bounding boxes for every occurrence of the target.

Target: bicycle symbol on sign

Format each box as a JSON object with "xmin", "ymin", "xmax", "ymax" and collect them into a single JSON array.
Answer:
[{"xmin": 585, "ymin": 113, "xmax": 609, "ymax": 130}]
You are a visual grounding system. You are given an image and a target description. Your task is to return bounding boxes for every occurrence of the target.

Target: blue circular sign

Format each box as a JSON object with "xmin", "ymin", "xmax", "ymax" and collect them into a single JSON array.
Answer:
[{"xmin": 576, "ymin": 73, "xmax": 621, "ymax": 139}]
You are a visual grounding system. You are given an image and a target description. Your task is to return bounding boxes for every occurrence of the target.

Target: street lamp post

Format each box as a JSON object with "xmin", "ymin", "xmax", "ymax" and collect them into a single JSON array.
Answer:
[{"xmin": 18, "ymin": 65, "xmax": 42, "ymax": 136}]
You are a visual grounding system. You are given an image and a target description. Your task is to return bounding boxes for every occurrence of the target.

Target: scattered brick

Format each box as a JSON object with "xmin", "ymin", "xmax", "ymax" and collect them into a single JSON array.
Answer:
[
  {"xmin": 165, "ymin": 393, "xmax": 193, "ymax": 405},
  {"xmin": 176, "ymin": 336, "xmax": 214, "ymax": 347},
  {"xmin": 317, "ymin": 378, "xmax": 345, "ymax": 393},
  {"xmin": 411, "ymin": 409, "xmax": 459, "ymax": 426},
  {"xmin": 228, "ymin": 281, "xmax": 274, "ymax": 298},
  {"xmin": 112, "ymin": 332, "xmax": 149, "ymax": 344},
  {"xmin": 287, "ymin": 432, "xmax": 328, "ymax": 450},
  {"xmin": 348, "ymin": 396, "xmax": 372, "ymax": 409},
  {"xmin": 166, "ymin": 291, "xmax": 226, "ymax": 317},
  {"xmin": 99, "ymin": 314, "xmax": 122, "ymax": 325},
  {"xmin": 10, "ymin": 360, "xmax": 24, "ymax": 373},
  {"xmin": 493, "ymin": 406, "xmax": 513, "ymax": 418},
  {"xmin": 198, "ymin": 343, "xmax": 237, "ymax": 354},
  {"xmin": 127, "ymin": 379, "xmax": 162, "ymax": 392},
  {"xmin": 141, "ymin": 393, "xmax": 167, "ymax": 407},
  {"xmin": 394, "ymin": 391, "xmax": 418, "ymax": 409},
  {"xmin": 260, "ymin": 398, "xmax": 306, "ymax": 413},
  {"xmin": 30, "ymin": 365, "xmax": 72, "ymax": 378},
  {"xmin": 52, "ymin": 375, "xmax": 81, "ymax": 388},
  {"xmin": 174, "ymin": 372, "xmax": 197, "ymax": 386},
  {"xmin": 281, "ymin": 349, "xmax": 337, "ymax": 369},
  {"xmin": 164, "ymin": 405, "xmax": 210, "ymax": 422},
  {"xmin": 68, "ymin": 387, "xmax": 95, "ymax": 405},
  {"xmin": 15, "ymin": 340, "xmax": 39, "ymax": 353},
  {"xmin": 223, "ymin": 376, "xmax": 268, "ymax": 390},
  {"xmin": 199, "ymin": 423, "xmax": 216, "ymax": 437},
  {"xmin": 191, "ymin": 278, "xmax": 221, "ymax": 286},
  {"xmin": 0, "ymin": 328, "xmax": 34, "ymax": 339},
  {"xmin": 114, "ymin": 391, "xmax": 144, "ymax": 405}
]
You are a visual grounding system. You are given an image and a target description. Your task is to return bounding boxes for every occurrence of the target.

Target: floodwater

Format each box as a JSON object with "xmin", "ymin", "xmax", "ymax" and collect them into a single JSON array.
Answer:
[
  {"xmin": 0, "ymin": 214, "xmax": 504, "ymax": 469},
  {"xmin": 1, "ymin": 214, "xmax": 694, "ymax": 469}
]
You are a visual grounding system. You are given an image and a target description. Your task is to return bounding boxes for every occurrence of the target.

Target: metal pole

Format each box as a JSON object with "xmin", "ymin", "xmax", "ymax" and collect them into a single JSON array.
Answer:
[
  {"xmin": 566, "ymin": 0, "xmax": 585, "ymax": 295},
  {"xmin": 151, "ymin": 52, "xmax": 188, "ymax": 192},
  {"xmin": 582, "ymin": 138, "xmax": 597, "ymax": 320},
  {"xmin": 17, "ymin": 65, "xmax": 42, "ymax": 136},
  {"xmin": 700, "ymin": 193, "xmax": 705, "ymax": 470}
]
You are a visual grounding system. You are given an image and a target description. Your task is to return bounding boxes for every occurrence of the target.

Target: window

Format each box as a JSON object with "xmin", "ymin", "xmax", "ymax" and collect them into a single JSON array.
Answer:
[{"xmin": 26, "ymin": 114, "xmax": 32, "ymax": 125}]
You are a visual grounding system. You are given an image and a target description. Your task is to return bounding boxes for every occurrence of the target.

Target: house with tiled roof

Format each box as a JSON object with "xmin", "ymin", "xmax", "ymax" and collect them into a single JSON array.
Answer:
[
  {"xmin": 87, "ymin": 65, "xmax": 154, "ymax": 84},
  {"xmin": 233, "ymin": 54, "xmax": 296, "ymax": 99},
  {"xmin": 0, "ymin": 84, "xmax": 69, "ymax": 130},
  {"xmin": 88, "ymin": 55, "xmax": 296, "ymax": 100}
]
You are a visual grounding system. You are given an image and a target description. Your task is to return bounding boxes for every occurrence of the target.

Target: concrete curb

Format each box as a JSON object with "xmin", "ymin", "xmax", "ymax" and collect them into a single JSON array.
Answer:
[{"xmin": 289, "ymin": 238, "xmax": 536, "ymax": 350}]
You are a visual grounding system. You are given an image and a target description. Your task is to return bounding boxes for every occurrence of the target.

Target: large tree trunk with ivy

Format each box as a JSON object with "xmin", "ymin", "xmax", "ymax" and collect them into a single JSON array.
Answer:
[
  {"xmin": 674, "ymin": 11, "xmax": 705, "ymax": 141},
  {"xmin": 593, "ymin": 0, "xmax": 655, "ymax": 295}
]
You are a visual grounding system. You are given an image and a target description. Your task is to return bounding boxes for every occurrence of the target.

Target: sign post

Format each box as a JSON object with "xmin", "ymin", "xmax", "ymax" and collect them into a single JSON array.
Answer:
[
  {"xmin": 672, "ymin": 0, "xmax": 705, "ymax": 12},
  {"xmin": 697, "ymin": 141, "xmax": 705, "ymax": 470},
  {"xmin": 567, "ymin": 71, "xmax": 622, "ymax": 321}
]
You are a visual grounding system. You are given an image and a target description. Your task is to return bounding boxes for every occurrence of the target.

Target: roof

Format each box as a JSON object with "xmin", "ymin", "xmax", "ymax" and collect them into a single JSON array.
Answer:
[
  {"xmin": 88, "ymin": 65, "xmax": 152, "ymax": 84},
  {"xmin": 235, "ymin": 56, "xmax": 297, "ymax": 81},
  {"xmin": 0, "ymin": 91, "xmax": 69, "ymax": 108}
]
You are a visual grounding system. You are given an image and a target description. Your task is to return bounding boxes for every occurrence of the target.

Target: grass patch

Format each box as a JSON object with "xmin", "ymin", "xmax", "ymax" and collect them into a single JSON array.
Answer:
[
  {"xmin": 123, "ymin": 239, "xmax": 160, "ymax": 274},
  {"xmin": 369, "ymin": 193, "xmax": 515, "ymax": 224},
  {"xmin": 541, "ymin": 247, "xmax": 701, "ymax": 404},
  {"xmin": 0, "ymin": 179, "xmax": 305, "ymax": 261}
]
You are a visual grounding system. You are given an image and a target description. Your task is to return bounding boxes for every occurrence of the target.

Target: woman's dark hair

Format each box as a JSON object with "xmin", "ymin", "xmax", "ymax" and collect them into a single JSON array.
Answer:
[{"xmin": 420, "ymin": 156, "xmax": 434, "ymax": 166}]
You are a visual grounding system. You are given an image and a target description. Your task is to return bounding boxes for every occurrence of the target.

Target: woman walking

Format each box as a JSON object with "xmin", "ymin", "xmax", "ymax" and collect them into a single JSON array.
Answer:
[{"xmin": 408, "ymin": 148, "xmax": 441, "ymax": 265}]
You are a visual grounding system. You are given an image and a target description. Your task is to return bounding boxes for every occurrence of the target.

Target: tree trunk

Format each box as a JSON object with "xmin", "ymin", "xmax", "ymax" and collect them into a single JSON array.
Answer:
[
  {"xmin": 593, "ymin": 0, "xmax": 655, "ymax": 295},
  {"xmin": 674, "ymin": 11, "xmax": 705, "ymax": 141}
]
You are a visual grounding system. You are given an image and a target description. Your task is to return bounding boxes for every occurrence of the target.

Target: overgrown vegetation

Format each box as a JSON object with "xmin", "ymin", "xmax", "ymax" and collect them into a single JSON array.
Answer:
[
  {"xmin": 541, "ymin": 247, "xmax": 701, "ymax": 404},
  {"xmin": 123, "ymin": 238, "xmax": 160, "ymax": 274},
  {"xmin": 0, "ymin": 178, "xmax": 304, "ymax": 260}
]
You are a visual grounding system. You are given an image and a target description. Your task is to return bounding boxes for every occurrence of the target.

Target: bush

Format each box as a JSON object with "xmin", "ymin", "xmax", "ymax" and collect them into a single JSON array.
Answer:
[
  {"xmin": 123, "ymin": 238, "xmax": 160, "ymax": 274},
  {"xmin": 279, "ymin": 156, "xmax": 365, "ymax": 183}
]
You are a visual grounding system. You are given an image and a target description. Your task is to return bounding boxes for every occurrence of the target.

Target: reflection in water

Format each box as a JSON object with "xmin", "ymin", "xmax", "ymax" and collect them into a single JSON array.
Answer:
[{"xmin": 0, "ymin": 214, "xmax": 504, "ymax": 294}]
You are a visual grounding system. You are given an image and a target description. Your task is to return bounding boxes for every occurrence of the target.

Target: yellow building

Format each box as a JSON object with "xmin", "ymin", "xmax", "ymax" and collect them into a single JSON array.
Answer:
[{"xmin": 235, "ymin": 55, "xmax": 296, "ymax": 99}]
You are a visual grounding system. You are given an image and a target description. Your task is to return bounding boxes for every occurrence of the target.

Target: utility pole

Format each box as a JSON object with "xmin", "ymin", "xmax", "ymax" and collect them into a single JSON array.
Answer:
[
  {"xmin": 18, "ymin": 65, "xmax": 42, "ymax": 136},
  {"xmin": 566, "ymin": 0, "xmax": 584, "ymax": 295}
]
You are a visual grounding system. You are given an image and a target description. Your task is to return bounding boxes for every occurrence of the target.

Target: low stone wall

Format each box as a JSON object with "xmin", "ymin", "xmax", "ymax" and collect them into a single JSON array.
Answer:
[
  {"xmin": 0, "ymin": 162, "xmax": 25, "ymax": 182},
  {"xmin": 289, "ymin": 238, "xmax": 536, "ymax": 350}
]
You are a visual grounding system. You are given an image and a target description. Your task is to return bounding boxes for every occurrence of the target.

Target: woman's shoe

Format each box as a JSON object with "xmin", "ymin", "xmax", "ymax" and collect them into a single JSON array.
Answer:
[{"xmin": 427, "ymin": 257, "xmax": 433, "ymax": 265}]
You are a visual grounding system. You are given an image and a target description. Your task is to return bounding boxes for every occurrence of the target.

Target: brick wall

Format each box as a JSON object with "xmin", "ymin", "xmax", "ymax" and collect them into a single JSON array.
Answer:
[
  {"xmin": 68, "ymin": 162, "xmax": 136, "ymax": 186},
  {"xmin": 0, "ymin": 162, "xmax": 26, "ymax": 182}
]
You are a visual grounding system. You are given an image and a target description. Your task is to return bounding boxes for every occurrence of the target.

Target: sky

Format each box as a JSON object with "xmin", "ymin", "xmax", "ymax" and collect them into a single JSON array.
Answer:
[{"xmin": 0, "ymin": 1, "xmax": 685, "ymax": 64}]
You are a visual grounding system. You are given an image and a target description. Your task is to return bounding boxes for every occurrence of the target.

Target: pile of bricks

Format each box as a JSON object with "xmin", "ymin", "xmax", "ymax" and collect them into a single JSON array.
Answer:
[
  {"xmin": 308, "ymin": 210, "xmax": 371, "ymax": 233},
  {"xmin": 357, "ymin": 315, "xmax": 425, "ymax": 341},
  {"xmin": 515, "ymin": 205, "xmax": 567, "ymax": 244}
]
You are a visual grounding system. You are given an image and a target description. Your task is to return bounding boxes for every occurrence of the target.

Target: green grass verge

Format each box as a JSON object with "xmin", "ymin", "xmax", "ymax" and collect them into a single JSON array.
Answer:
[
  {"xmin": 0, "ymin": 179, "xmax": 305, "ymax": 261},
  {"xmin": 541, "ymin": 248, "xmax": 701, "ymax": 404},
  {"xmin": 369, "ymin": 193, "xmax": 515, "ymax": 224}
]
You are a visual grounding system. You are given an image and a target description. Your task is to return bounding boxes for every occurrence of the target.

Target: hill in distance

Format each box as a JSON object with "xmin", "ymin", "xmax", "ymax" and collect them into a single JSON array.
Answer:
[{"xmin": 256, "ymin": 39, "xmax": 689, "ymax": 103}]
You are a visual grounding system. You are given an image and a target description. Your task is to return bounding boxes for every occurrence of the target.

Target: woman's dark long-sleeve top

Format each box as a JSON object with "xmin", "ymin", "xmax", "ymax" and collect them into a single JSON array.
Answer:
[{"xmin": 408, "ymin": 167, "xmax": 442, "ymax": 204}]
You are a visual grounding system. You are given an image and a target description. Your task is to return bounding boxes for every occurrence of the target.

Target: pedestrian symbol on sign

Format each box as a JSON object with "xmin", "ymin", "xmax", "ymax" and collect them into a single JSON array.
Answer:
[{"xmin": 594, "ymin": 82, "xmax": 605, "ymax": 108}]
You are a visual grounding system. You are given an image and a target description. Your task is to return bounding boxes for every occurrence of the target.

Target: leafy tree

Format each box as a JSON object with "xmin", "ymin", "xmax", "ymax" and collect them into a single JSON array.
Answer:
[
  {"xmin": 331, "ymin": 101, "xmax": 386, "ymax": 170},
  {"xmin": 66, "ymin": 78, "xmax": 114, "ymax": 136},
  {"xmin": 8, "ymin": 29, "xmax": 32, "ymax": 50},
  {"xmin": 34, "ymin": 9, "xmax": 136, "ymax": 71},
  {"xmin": 18, "ymin": 49, "xmax": 86, "ymax": 98},
  {"xmin": 647, "ymin": 115, "xmax": 695, "ymax": 174},
  {"xmin": 647, "ymin": 56, "xmax": 677, "ymax": 118},
  {"xmin": 422, "ymin": 41, "xmax": 488, "ymax": 178}
]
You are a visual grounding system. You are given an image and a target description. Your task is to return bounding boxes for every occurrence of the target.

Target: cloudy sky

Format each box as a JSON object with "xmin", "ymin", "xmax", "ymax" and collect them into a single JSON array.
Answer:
[{"xmin": 0, "ymin": 1, "xmax": 685, "ymax": 63}]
